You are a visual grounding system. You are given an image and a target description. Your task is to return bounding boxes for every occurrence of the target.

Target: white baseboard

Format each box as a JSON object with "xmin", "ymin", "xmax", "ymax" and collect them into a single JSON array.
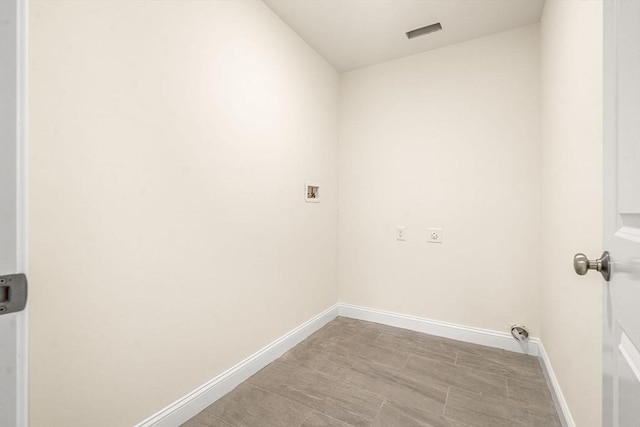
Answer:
[
  {"xmin": 537, "ymin": 341, "xmax": 576, "ymax": 427},
  {"xmin": 135, "ymin": 302, "xmax": 574, "ymax": 427},
  {"xmin": 134, "ymin": 304, "xmax": 339, "ymax": 427},
  {"xmin": 338, "ymin": 303, "xmax": 540, "ymax": 356}
]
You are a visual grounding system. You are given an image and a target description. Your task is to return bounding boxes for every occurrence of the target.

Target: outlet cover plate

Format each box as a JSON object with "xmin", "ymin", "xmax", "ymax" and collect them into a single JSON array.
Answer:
[{"xmin": 428, "ymin": 228, "xmax": 443, "ymax": 243}]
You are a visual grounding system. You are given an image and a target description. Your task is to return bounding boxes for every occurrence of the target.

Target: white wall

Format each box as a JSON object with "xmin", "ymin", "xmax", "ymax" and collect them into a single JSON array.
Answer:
[
  {"xmin": 540, "ymin": 1, "xmax": 603, "ymax": 426},
  {"xmin": 27, "ymin": 1, "xmax": 338, "ymax": 426},
  {"xmin": 338, "ymin": 25, "xmax": 541, "ymax": 335}
]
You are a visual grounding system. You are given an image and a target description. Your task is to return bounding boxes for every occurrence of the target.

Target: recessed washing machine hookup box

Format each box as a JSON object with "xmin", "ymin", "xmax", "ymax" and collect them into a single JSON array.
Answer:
[{"xmin": 306, "ymin": 182, "xmax": 320, "ymax": 203}]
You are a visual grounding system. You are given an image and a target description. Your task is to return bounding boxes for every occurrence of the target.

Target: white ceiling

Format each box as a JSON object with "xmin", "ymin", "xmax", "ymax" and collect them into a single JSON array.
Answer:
[{"xmin": 263, "ymin": 0, "xmax": 545, "ymax": 72}]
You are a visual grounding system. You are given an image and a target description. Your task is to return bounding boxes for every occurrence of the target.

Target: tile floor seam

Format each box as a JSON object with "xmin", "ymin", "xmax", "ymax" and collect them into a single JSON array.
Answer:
[
  {"xmin": 215, "ymin": 414, "xmax": 239, "ymax": 427},
  {"xmin": 370, "ymin": 397, "xmax": 387, "ymax": 425},
  {"xmin": 296, "ymin": 409, "xmax": 313, "ymax": 427},
  {"xmin": 249, "ymin": 383, "xmax": 318, "ymax": 418},
  {"xmin": 256, "ymin": 368, "xmax": 387, "ymax": 426},
  {"xmin": 405, "ymin": 352, "xmax": 510, "ymax": 398},
  {"xmin": 401, "ymin": 351, "xmax": 410, "ymax": 369},
  {"xmin": 279, "ymin": 358, "xmax": 390, "ymax": 405},
  {"xmin": 398, "ymin": 350, "xmax": 411, "ymax": 369},
  {"xmin": 207, "ymin": 382, "xmax": 314, "ymax": 427},
  {"xmin": 445, "ymin": 385, "xmax": 516, "ymax": 426},
  {"xmin": 442, "ymin": 386, "xmax": 451, "ymax": 416}
]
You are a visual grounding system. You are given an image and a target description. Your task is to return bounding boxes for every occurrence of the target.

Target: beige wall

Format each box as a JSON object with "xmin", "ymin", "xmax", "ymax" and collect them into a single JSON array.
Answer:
[
  {"xmin": 28, "ymin": 1, "xmax": 339, "ymax": 426},
  {"xmin": 540, "ymin": 1, "xmax": 603, "ymax": 426},
  {"xmin": 27, "ymin": 1, "xmax": 606, "ymax": 425},
  {"xmin": 338, "ymin": 25, "xmax": 542, "ymax": 335}
]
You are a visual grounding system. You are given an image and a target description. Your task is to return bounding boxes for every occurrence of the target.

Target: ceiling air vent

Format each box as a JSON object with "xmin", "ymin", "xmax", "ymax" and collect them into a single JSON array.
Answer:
[{"xmin": 406, "ymin": 22, "xmax": 443, "ymax": 39}]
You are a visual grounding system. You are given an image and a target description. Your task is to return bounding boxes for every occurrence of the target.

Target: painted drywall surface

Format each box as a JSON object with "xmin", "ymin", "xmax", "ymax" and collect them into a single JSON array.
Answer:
[
  {"xmin": 338, "ymin": 25, "xmax": 541, "ymax": 335},
  {"xmin": 540, "ymin": 1, "xmax": 603, "ymax": 425},
  {"xmin": 28, "ymin": 1, "xmax": 338, "ymax": 426}
]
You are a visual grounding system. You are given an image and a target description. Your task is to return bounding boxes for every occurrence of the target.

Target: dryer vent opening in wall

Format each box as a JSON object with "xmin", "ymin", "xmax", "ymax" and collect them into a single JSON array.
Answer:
[
  {"xmin": 511, "ymin": 324, "xmax": 530, "ymax": 343},
  {"xmin": 406, "ymin": 22, "xmax": 443, "ymax": 39}
]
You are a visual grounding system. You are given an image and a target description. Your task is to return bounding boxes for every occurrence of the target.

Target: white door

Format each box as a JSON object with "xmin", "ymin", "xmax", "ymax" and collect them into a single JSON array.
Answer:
[
  {"xmin": 602, "ymin": 0, "xmax": 640, "ymax": 426},
  {"xmin": 0, "ymin": 0, "xmax": 28, "ymax": 426}
]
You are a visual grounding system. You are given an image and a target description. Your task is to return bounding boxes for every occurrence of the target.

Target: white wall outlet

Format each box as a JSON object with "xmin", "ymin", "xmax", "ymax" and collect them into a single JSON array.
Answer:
[
  {"xmin": 427, "ymin": 228, "xmax": 443, "ymax": 243},
  {"xmin": 396, "ymin": 226, "xmax": 406, "ymax": 241}
]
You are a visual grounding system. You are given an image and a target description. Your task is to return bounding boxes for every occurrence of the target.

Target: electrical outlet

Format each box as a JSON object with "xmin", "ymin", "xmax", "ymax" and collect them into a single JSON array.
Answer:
[
  {"xmin": 396, "ymin": 226, "xmax": 406, "ymax": 241},
  {"xmin": 427, "ymin": 228, "xmax": 443, "ymax": 243}
]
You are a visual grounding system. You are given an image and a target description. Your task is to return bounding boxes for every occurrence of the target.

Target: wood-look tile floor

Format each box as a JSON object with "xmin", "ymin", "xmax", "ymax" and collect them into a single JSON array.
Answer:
[{"xmin": 182, "ymin": 317, "xmax": 562, "ymax": 427}]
